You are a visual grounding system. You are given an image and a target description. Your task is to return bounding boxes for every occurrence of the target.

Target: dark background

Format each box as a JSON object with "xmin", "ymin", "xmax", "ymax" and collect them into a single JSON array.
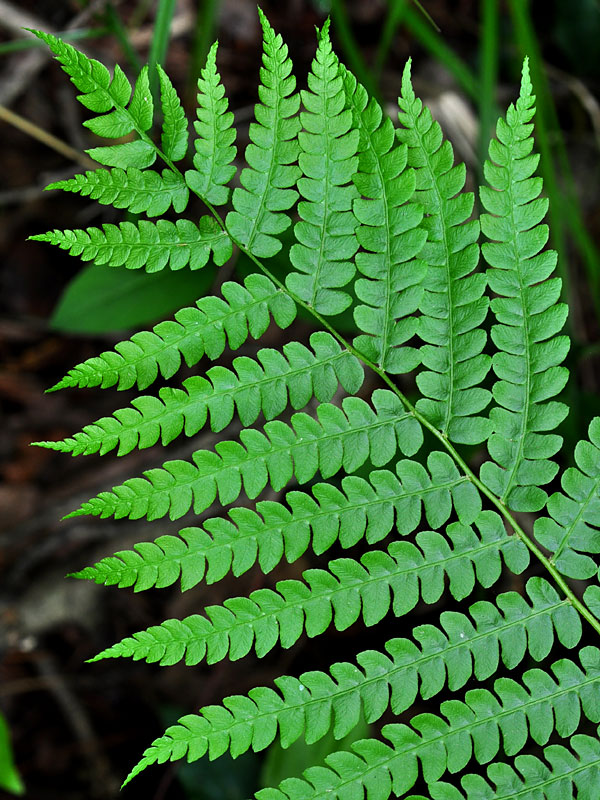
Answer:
[{"xmin": 1, "ymin": 1, "xmax": 600, "ymax": 797}]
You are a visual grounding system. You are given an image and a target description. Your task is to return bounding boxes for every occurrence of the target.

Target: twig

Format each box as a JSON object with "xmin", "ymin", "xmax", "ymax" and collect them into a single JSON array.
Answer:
[
  {"xmin": 0, "ymin": 104, "xmax": 96, "ymax": 168},
  {"xmin": 34, "ymin": 651, "xmax": 120, "ymax": 799}
]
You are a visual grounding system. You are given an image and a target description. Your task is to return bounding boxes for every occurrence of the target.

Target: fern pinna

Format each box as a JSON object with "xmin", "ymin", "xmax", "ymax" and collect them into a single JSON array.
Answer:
[{"xmin": 30, "ymin": 11, "xmax": 600, "ymax": 798}]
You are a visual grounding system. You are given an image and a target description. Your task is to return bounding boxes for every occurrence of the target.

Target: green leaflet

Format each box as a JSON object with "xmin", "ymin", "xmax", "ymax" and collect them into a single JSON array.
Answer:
[
  {"xmin": 286, "ymin": 21, "xmax": 360, "ymax": 315},
  {"xmin": 71, "ymin": 457, "xmax": 485, "ymax": 593},
  {"xmin": 48, "ymin": 274, "xmax": 296, "ymax": 392},
  {"xmin": 534, "ymin": 417, "xmax": 600, "ymax": 579},
  {"xmin": 398, "ymin": 62, "xmax": 492, "ymax": 444},
  {"xmin": 88, "ymin": 528, "xmax": 534, "ymax": 670},
  {"xmin": 414, "ymin": 734, "xmax": 600, "ymax": 799},
  {"xmin": 35, "ymin": 333, "xmax": 364, "ymax": 456},
  {"xmin": 156, "ymin": 64, "xmax": 188, "ymax": 162},
  {"xmin": 185, "ymin": 41, "xmax": 237, "ymax": 205},
  {"xmin": 125, "ymin": 643, "xmax": 598, "ymax": 786},
  {"xmin": 226, "ymin": 9, "xmax": 301, "ymax": 258},
  {"xmin": 30, "ymin": 30, "xmax": 158, "ymax": 168},
  {"xmin": 480, "ymin": 59, "xmax": 569, "ymax": 513},
  {"xmin": 65, "ymin": 390, "xmax": 422, "ymax": 521},
  {"xmin": 343, "ymin": 66, "xmax": 426, "ymax": 374},
  {"xmin": 30, "ymin": 217, "xmax": 232, "ymax": 272},
  {"xmin": 46, "ymin": 168, "xmax": 189, "ymax": 217}
]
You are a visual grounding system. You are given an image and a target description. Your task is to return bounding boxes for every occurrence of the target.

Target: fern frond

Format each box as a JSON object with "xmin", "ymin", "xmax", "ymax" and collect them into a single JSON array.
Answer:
[
  {"xmin": 46, "ymin": 167, "xmax": 189, "ymax": 217},
  {"xmin": 534, "ymin": 417, "xmax": 600, "ymax": 579},
  {"xmin": 48, "ymin": 274, "xmax": 296, "ymax": 392},
  {"xmin": 480, "ymin": 59, "xmax": 569, "ymax": 512},
  {"xmin": 124, "ymin": 644, "xmax": 599, "ymax": 786},
  {"xmin": 66, "ymin": 390, "xmax": 422, "ymax": 521},
  {"xmin": 35, "ymin": 333, "xmax": 364, "ymax": 456},
  {"xmin": 30, "ymin": 30, "xmax": 159, "ymax": 169},
  {"xmin": 185, "ymin": 41, "xmax": 237, "ymax": 206},
  {"xmin": 156, "ymin": 64, "xmax": 188, "ymax": 162},
  {"xmin": 30, "ymin": 216, "xmax": 232, "ymax": 272},
  {"xmin": 285, "ymin": 21, "xmax": 359, "ymax": 315},
  {"xmin": 398, "ymin": 62, "xmax": 492, "ymax": 444},
  {"xmin": 88, "ymin": 532, "xmax": 536, "ymax": 669},
  {"xmin": 225, "ymin": 10, "xmax": 300, "ymax": 258},
  {"xmin": 71, "ymin": 456, "xmax": 485, "ymax": 592},
  {"xmin": 343, "ymin": 67, "xmax": 426, "ymax": 374},
  {"xmin": 418, "ymin": 733, "xmax": 600, "ymax": 800}
]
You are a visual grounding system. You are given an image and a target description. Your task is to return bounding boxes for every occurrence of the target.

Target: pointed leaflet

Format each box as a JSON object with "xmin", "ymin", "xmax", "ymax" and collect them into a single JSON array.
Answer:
[
  {"xmin": 226, "ymin": 9, "xmax": 300, "ymax": 258},
  {"xmin": 124, "ymin": 643, "xmax": 597, "ymax": 785},
  {"xmin": 420, "ymin": 735, "xmax": 600, "ymax": 800},
  {"xmin": 47, "ymin": 167, "xmax": 189, "ymax": 217},
  {"xmin": 31, "ymin": 30, "xmax": 158, "ymax": 168},
  {"xmin": 343, "ymin": 66, "xmax": 426, "ymax": 374},
  {"xmin": 35, "ymin": 333, "xmax": 364, "ymax": 456},
  {"xmin": 286, "ymin": 22, "xmax": 359, "ymax": 315},
  {"xmin": 30, "ymin": 217, "xmax": 232, "ymax": 272},
  {"xmin": 480, "ymin": 59, "xmax": 569, "ymax": 512},
  {"xmin": 185, "ymin": 42, "xmax": 236, "ymax": 205},
  {"xmin": 89, "ymin": 526, "xmax": 532, "ymax": 670},
  {"xmin": 48, "ymin": 274, "xmax": 296, "ymax": 392},
  {"xmin": 533, "ymin": 417, "xmax": 600, "ymax": 579},
  {"xmin": 72, "ymin": 457, "xmax": 485, "ymax": 593},
  {"xmin": 157, "ymin": 64, "xmax": 189, "ymax": 162},
  {"xmin": 398, "ymin": 62, "xmax": 492, "ymax": 444},
  {"xmin": 65, "ymin": 390, "xmax": 420, "ymax": 522}
]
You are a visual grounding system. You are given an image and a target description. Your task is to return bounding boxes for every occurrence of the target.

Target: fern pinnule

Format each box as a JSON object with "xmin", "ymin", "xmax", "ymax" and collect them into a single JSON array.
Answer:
[
  {"xmin": 156, "ymin": 64, "xmax": 188, "ymax": 162},
  {"xmin": 398, "ymin": 62, "xmax": 492, "ymax": 445},
  {"xmin": 64, "ymin": 390, "xmax": 421, "ymax": 521},
  {"xmin": 45, "ymin": 167, "xmax": 189, "ymax": 217},
  {"xmin": 123, "ymin": 645, "xmax": 600, "ymax": 791},
  {"xmin": 286, "ymin": 21, "xmax": 360, "ymax": 315},
  {"xmin": 534, "ymin": 417, "xmax": 600, "ymax": 580},
  {"xmin": 35, "ymin": 333, "xmax": 363, "ymax": 456},
  {"xmin": 416, "ymin": 733, "xmax": 600, "ymax": 800},
  {"xmin": 47, "ymin": 274, "xmax": 296, "ymax": 392},
  {"xmin": 88, "ymin": 534, "xmax": 533, "ymax": 671},
  {"xmin": 480, "ymin": 59, "xmax": 569, "ymax": 513},
  {"xmin": 185, "ymin": 41, "xmax": 237, "ymax": 205},
  {"xmin": 30, "ymin": 29, "xmax": 159, "ymax": 169},
  {"xmin": 71, "ymin": 457, "xmax": 484, "ymax": 592},
  {"xmin": 225, "ymin": 9, "xmax": 301, "ymax": 258},
  {"xmin": 30, "ymin": 216, "xmax": 232, "ymax": 272},
  {"xmin": 343, "ymin": 66, "xmax": 427, "ymax": 375}
]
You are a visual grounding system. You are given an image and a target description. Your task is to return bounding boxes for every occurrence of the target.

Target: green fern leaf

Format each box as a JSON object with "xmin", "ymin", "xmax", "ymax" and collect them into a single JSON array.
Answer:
[
  {"xmin": 417, "ymin": 733, "xmax": 600, "ymax": 800},
  {"xmin": 48, "ymin": 274, "xmax": 296, "ymax": 392},
  {"xmin": 65, "ymin": 390, "xmax": 422, "ymax": 521},
  {"xmin": 185, "ymin": 42, "xmax": 236, "ymax": 206},
  {"xmin": 480, "ymin": 59, "xmax": 569, "ymax": 512},
  {"xmin": 71, "ymin": 457, "xmax": 484, "ymax": 592},
  {"xmin": 156, "ymin": 64, "xmax": 188, "ymax": 162},
  {"xmin": 35, "ymin": 333, "xmax": 364, "ymax": 456},
  {"xmin": 343, "ymin": 66, "xmax": 426, "ymax": 374},
  {"xmin": 46, "ymin": 167, "xmax": 189, "ymax": 217},
  {"xmin": 225, "ymin": 9, "xmax": 300, "ymax": 258},
  {"xmin": 534, "ymin": 417, "xmax": 600, "ymax": 579},
  {"xmin": 30, "ymin": 31, "xmax": 160, "ymax": 168},
  {"xmin": 123, "ymin": 645, "xmax": 599, "ymax": 786},
  {"xmin": 398, "ymin": 62, "xmax": 492, "ymax": 444},
  {"xmin": 30, "ymin": 216, "xmax": 232, "ymax": 271},
  {"xmin": 89, "ymin": 555, "xmax": 559, "ymax": 674},
  {"xmin": 285, "ymin": 21, "xmax": 359, "ymax": 315}
]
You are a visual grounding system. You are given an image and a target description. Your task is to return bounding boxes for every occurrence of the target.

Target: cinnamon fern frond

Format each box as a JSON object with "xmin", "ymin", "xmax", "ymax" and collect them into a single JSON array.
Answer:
[{"xmin": 30, "ymin": 14, "xmax": 600, "ymax": 799}]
